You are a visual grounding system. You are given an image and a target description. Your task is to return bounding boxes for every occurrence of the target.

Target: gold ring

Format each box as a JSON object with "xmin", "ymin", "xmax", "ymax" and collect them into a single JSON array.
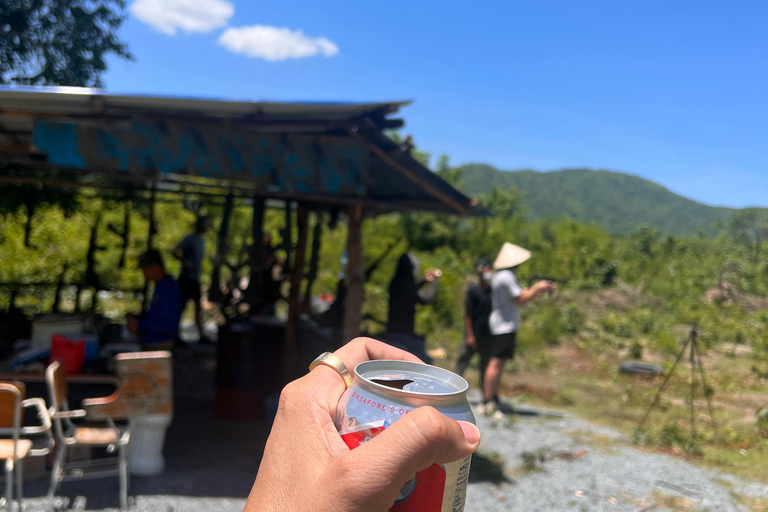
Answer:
[{"xmin": 309, "ymin": 352, "xmax": 353, "ymax": 388}]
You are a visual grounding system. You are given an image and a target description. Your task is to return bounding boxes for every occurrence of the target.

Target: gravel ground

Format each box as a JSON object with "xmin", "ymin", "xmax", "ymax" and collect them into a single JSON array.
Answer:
[
  {"xmin": 12, "ymin": 352, "xmax": 767, "ymax": 511},
  {"xmin": 465, "ymin": 390, "xmax": 768, "ymax": 512}
]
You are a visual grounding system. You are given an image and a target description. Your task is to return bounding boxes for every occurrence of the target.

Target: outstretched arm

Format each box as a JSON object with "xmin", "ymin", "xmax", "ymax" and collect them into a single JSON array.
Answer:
[{"xmin": 515, "ymin": 280, "xmax": 556, "ymax": 306}]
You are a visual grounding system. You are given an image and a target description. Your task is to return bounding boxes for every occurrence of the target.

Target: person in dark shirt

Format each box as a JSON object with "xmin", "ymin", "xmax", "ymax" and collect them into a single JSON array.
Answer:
[
  {"xmin": 172, "ymin": 216, "xmax": 210, "ymax": 343},
  {"xmin": 386, "ymin": 252, "xmax": 440, "ymax": 335},
  {"xmin": 455, "ymin": 258, "xmax": 493, "ymax": 387},
  {"xmin": 126, "ymin": 250, "xmax": 183, "ymax": 351}
]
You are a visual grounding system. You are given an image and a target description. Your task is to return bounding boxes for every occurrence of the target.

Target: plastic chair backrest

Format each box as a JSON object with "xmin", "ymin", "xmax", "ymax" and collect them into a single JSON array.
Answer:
[
  {"xmin": 46, "ymin": 361, "xmax": 68, "ymax": 411},
  {"xmin": 0, "ymin": 382, "xmax": 24, "ymax": 445},
  {"xmin": 46, "ymin": 361, "xmax": 71, "ymax": 440}
]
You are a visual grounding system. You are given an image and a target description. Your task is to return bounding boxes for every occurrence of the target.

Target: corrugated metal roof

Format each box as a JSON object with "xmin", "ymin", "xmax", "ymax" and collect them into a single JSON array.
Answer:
[
  {"xmin": 0, "ymin": 86, "xmax": 410, "ymax": 121},
  {"xmin": 0, "ymin": 87, "xmax": 484, "ymax": 216}
]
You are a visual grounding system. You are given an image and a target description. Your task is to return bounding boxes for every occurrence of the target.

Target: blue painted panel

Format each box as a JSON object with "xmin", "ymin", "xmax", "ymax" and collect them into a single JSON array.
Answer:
[
  {"xmin": 32, "ymin": 119, "xmax": 369, "ymax": 196},
  {"xmin": 32, "ymin": 121, "xmax": 85, "ymax": 168}
]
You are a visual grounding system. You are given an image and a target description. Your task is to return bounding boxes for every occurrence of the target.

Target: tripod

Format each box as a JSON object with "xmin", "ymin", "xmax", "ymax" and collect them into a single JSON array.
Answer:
[{"xmin": 637, "ymin": 323, "xmax": 716, "ymax": 438}]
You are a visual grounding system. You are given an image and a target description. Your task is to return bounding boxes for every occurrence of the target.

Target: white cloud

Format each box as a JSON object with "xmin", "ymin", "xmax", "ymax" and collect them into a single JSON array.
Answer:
[
  {"xmin": 131, "ymin": 0, "xmax": 235, "ymax": 35},
  {"xmin": 218, "ymin": 25, "xmax": 339, "ymax": 61}
]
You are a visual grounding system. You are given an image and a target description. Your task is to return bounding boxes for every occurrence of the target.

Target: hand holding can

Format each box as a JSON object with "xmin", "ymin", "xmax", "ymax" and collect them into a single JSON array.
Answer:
[
  {"xmin": 244, "ymin": 337, "xmax": 480, "ymax": 512},
  {"xmin": 336, "ymin": 360, "xmax": 476, "ymax": 511}
]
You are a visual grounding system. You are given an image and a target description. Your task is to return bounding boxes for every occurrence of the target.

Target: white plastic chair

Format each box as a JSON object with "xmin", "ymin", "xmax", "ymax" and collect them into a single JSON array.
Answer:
[
  {"xmin": 0, "ymin": 381, "xmax": 53, "ymax": 510},
  {"xmin": 46, "ymin": 362, "xmax": 131, "ymax": 510}
]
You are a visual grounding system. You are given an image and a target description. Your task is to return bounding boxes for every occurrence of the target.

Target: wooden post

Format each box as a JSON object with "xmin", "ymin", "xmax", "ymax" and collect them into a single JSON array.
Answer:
[
  {"xmin": 285, "ymin": 207, "xmax": 308, "ymax": 376},
  {"xmin": 142, "ymin": 183, "xmax": 157, "ymax": 313},
  {"xmin": 208, "ymin": 194, "xmax": 234, "ymax": 304},
  {"xmin": 343, "ymin": 205, "xmax": 364, "ymax": 343},
  {"xmin": 244, "ymin": 197, "xmax": 265, "ymax": 309},
  {"xmin": 302, "ymin": 213, "xmax": 323, "ymax": 314},
  {"xmin": 118, "ymin": 204, "xmax": 130, "ymax": 269},
  {"xmin": 281, "ymin": 201, "xmax": 294, "ymax": 275},
  {"xmin": 51, "ymin": 264, "xmax": 67, "ymax": 313}
]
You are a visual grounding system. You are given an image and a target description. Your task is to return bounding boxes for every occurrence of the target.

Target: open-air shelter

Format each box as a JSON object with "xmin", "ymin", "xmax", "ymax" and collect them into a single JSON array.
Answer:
[{"xmin": 0, "ymin": 87, "xmax": 480, "ymax": 387}]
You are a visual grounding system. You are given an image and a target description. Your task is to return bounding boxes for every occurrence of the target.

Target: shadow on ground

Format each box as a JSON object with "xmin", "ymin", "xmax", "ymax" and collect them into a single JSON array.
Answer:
[{"xmin": 469, "ymin": 452, "xmax": 512, "ymax": 485}]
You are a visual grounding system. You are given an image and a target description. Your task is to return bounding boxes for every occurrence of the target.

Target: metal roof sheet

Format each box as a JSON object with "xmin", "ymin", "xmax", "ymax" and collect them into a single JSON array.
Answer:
[
  {"xmin": 0, "ymin": 87, "xmax": 484, "ymax": 216},
  {"xmin": 0, "ymin": 86, "xmax": 410, "ymax": 121}
]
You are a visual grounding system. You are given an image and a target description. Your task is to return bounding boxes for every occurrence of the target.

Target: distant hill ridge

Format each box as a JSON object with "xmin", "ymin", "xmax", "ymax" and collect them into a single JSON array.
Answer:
[{"xmin": 459, "ymin": 164, "xmax": 746, "ymax": 236}]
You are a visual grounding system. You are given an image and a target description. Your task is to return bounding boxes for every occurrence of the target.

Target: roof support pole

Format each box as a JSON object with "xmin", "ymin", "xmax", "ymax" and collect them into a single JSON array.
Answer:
[
  {"xmin": 209, "ymin": 194, "xmax": 234, "ymax": 304},
  {"xmin": 343, "ymin": 204, "xmax": 364, "ymax": 343},
  {"xmin": 244, "ymin": 196, "xmax": 265, "ymax": 308},
  {"xmin": 285, "ymin": 206, "xmax": 308, "ymax": 376},
  {"xmin": 142, "ymin": 182, "xmax": 157, "ymax": 313},
  {"xmin": 302, "ymin": 213, "xmax": 323, "ymax": 315}
]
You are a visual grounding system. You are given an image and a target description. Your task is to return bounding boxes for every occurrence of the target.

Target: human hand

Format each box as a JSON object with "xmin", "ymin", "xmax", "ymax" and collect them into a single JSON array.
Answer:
[
  {"xmin": 424, "ymin": 269, "xmax": 442, "ymax": 282},
  {"xmin": 534, "ymin": 280, "xmax": 555, "ymax": 295},
  {"xmin": 466, "ymin": 333, "xmax": 477, "ymax": 349},
  {"xmin": 244, "ymin": 337, "xmax": 480, "ymax": 512}
]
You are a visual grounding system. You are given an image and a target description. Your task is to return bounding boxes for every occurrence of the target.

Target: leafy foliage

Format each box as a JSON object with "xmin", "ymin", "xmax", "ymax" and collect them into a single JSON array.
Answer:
[
  {"xmin": 0, "ymin": 0, "xmax": 132, "ymax": 86},
  {"xmin": 0, "ymin": 149, "xmax": 767, "ymax": 367}
]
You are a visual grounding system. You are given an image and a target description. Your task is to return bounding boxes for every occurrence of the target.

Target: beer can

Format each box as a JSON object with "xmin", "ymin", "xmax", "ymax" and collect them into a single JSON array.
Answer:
[{"xmin": 335, "ymin": 360, "xmax": 475, "ymax": 512}]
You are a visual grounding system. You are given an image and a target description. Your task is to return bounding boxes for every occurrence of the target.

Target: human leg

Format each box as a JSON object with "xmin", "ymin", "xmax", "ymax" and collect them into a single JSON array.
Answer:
[
  {"xmin": 477, "ymin": 335, "xmax": 494, "ymax": 391},
  {"xmin": 454, "ymin": 341, "xmax": 476, "ymax": 377},
  {"xmin": 483, "ymin": 357, "xmax": 506, "ymax": 403},
  {"xmin": 179, "ymin": 276, "xmax": 206, "ymax": 341},
  {"xmin": 194, "ymin": 296, "xmax": 204, "ymax": 339},
  {"xmin": 482, "ymin": 333, "xmax": 516, "ymax": 403}
]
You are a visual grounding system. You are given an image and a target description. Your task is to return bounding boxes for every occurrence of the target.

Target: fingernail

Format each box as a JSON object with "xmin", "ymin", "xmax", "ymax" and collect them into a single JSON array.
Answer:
[{"xmin": 459, "ymin": 421, "xmax": 481, "ymax": 445}]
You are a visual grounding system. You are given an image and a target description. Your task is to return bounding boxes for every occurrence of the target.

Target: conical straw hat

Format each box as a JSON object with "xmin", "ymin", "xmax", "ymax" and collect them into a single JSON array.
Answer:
[{"xmin": 493, "ymin": 242, "xmax": 532, "ymax": 270}]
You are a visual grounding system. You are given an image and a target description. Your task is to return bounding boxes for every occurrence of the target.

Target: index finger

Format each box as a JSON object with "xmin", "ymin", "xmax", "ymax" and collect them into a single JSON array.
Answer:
[
  {"xmin": 309, "ymin": 337, "xmax": 423, "ymax": 413},
  {"xmin": 337, "ymin": 337, "xmax": 423, "ymax": 370}
]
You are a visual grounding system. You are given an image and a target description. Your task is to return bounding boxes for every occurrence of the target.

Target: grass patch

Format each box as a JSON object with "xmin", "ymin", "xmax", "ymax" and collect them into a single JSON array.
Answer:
[
  {"xmin": 498, "ymin": 343, "xmax": 768, "ymax": 483},
  {"xmin": 732, "ymin": 494, "xmax": 768, "ymax": 512},
  {"xmin": 569, "ymin": 429, "xmax": 624, "ymax": 454},
  {"xmin": 648, "ymin": 490, "xmax": 702, "ymax": 511}
]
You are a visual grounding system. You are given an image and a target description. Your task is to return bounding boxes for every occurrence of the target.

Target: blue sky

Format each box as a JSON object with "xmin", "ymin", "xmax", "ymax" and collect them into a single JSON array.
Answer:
[{"xmin": 105, "ymin": 0, "xmax": 767, "ymax": 208}]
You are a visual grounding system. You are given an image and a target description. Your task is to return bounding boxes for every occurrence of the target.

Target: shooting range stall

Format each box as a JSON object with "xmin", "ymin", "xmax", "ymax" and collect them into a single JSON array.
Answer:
[{"xmin": 0, "ymin": 87, "xmax": 480, "ymax": 418}]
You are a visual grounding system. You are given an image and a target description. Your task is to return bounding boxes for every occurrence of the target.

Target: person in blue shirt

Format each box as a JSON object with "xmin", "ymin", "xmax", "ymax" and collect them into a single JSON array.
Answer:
[{"xmin": 126, "ymin": 250, "xmax": 183, "ymax": 350}]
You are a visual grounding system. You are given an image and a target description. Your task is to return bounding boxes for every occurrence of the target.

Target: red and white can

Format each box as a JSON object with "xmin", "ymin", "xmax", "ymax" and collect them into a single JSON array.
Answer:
[{"xmin": 335, "ymin": 360, "xmax": 475, "ymax": 512}]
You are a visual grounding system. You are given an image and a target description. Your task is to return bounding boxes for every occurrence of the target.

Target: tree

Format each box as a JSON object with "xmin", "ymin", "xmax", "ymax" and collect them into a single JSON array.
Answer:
[
  {"xmin": 482, "ymin": 185, "xmax": 524, "ymax": 219},
  {"xmin": 729, "ymin": 208, "xmax": 768, "ymax": 263},
  {"xmin": 1, "ymin": 0, "xmax": 132, "ymax": 86}
]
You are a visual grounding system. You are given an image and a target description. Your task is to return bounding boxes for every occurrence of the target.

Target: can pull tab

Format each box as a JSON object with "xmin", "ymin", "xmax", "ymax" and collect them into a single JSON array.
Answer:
[{"xmin": 371, "ymin": 379, "xmax": 414, "ymax": 390}]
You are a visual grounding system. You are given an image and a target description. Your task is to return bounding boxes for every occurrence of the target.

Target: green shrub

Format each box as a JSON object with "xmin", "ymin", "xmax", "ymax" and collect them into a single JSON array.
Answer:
[
  {"xmin": 757, "ymin": 407, "xmax": 768, "ymax": 430},
  {"xmin": 526, "ymin": 352, "xmax": 554, "ymax": 371},
  {"xmin": 657, "ymin": 422, "xmax": 701, "ymax": 455},
  {"xmin": 633, "ymin": 309, "xmax": 656, "ymax": 334},
  {"xmin": 555, "ymin": 388, "xmax": 577, "ymax": 406},
  {"xmin": 531, "ymin": 303, "xmax": 566, "ymax": 345},
  {"xmin": 600, "ymin": 311, "xmax": 633, "ymax": 338},
  {"xmin": 561, "ymin": 305, "xmax": 586, "ymax": 334},
  {"xmin": 655, "ymin": 331, "xmax": 680, "ymax": 356}
]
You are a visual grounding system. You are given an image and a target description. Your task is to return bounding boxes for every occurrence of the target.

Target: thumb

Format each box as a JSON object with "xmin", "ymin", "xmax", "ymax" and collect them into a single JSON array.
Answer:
[{"xmin": 325, "ymin": 406, "xmax": 480, "ymax": 511}]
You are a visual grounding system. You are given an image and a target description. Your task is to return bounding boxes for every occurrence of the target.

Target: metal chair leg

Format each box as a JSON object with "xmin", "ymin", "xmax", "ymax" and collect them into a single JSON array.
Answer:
[
  {"xmin": 14, "ymin": 458, "xmax": 22, "ymax": 512},
  {"xmin": 118, "ymin": 446, "xmax": 128, "ymax": 510},
  {"xmin": 47, "ymin": 446, "xmax": 66, "ymax": 500},
  {"xmin": 5, "ymin": 459, "xmax": 12, "ymax": 511}
]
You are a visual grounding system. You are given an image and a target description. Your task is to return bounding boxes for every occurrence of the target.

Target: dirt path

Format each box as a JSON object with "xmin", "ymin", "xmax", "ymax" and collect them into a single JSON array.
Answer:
[{"xmin": 466, "ymin": 390, "xmax": 768, "ymax": 512}]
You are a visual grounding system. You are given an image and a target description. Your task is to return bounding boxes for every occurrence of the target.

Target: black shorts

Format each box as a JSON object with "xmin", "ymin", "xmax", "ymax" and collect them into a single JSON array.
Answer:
[
  {"xmin": 178, "ymin": 276, "xmax": 201, "ymax": 303},
  {"xmin": 484, "ymin": 332, "xmax": 517, "ymax": 360}
]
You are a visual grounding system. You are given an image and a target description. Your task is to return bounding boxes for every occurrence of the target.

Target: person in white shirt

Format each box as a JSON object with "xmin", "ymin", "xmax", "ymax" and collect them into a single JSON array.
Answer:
[{"xmin": 483, "ymin": 243, "xmax": 556, "ymax": 414}]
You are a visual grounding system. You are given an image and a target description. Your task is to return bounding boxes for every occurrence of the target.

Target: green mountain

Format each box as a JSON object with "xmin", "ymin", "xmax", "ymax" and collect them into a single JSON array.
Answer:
[{"xmin": 459, "ymin": 164, "xmax": 744, "ymax": 236}]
